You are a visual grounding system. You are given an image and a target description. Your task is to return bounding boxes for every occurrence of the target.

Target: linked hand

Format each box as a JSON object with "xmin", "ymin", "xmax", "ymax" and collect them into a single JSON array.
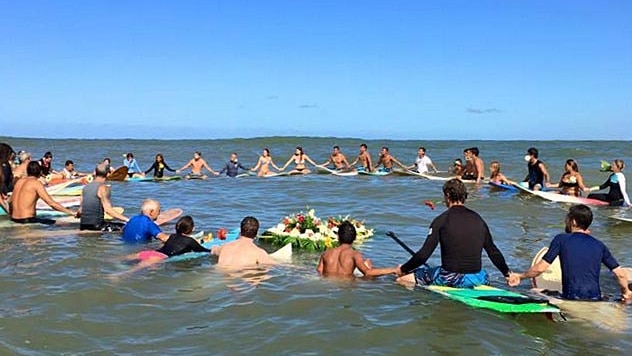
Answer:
[{"xmin": 506, "ymin": 273, "xmax": 521, "ymax": 287}]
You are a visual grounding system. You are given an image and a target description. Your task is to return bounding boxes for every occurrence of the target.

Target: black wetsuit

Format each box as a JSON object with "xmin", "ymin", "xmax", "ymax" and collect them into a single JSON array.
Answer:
[
  {"xmin": 1, "ymin": 162, "xmax": 13, "ymax": 195},
  {"xmin": 400, "ymin": 205, "xmax": 510, "ymax": 276},
  {"xmin": 38, "ymin": 158, "xmax": 52, "ymax": 176},
  {"xmin": 219, "ymin": 161, "xmax": 247, "ymax": 177},
  {"xmin": 156, "ymin": 234, "xmax": 211, "ymax": 257},
  {"xmin": 144, "ymin": 162, "xmax": 176, "ymax": 178},
  {"xmin": 526, "ymin": 160, "xmax": 545, "ymax": 189}
]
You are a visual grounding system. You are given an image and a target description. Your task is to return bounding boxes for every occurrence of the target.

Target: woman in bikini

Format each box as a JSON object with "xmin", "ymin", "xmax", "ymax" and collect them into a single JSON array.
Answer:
[
  {"xmin": 251, "ymin": 148, "xmax": 282, "ymax": 177},
  {"xmin": 549, "ymin": 159, "xmax": 587, "ymax": 196},
  {"xmin": 281, "ymin": 146, "xmax": 318, "ymax": 175},
  {"xmin": 489, "ymin": 161, "xmax": 510, "ymax": 185}
]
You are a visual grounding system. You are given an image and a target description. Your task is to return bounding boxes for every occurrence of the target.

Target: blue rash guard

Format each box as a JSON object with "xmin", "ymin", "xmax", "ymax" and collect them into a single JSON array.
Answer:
[
  {"xmin": 124, "ymin": 158, "xmax": 142, "ymax": 175},
  {"xmin": 122, "ymin": 214, "xmax": 162, "ymax": 242},
  {"xmin": 542, "ymin": 232, "xmax": 620, "ymax": 300}
]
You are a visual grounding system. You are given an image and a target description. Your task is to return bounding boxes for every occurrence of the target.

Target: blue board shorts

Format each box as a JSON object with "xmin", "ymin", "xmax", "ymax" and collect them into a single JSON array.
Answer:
[{"xmin": 414, "ymin": 266, "xmax": 488, "ymax": 288}]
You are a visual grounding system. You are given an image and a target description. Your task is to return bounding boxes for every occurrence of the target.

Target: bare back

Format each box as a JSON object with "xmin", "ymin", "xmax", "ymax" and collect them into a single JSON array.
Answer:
[
  {"xmin": 11, "ymin": 177, "xmax": 45, "ymax": 219},
  {"xmin": 318, "ymin": 245, "xmax": 363, "ymax": 277},
  {"xmin": 213, "ymin": 237, "xmax": 275, "ymax": 267}
]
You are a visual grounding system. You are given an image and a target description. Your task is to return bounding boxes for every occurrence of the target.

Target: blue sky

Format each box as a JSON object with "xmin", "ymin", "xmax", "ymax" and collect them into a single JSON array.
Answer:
[{"xmin": 1, "ymin": 1, "xmax": 631, "ymax": 140}]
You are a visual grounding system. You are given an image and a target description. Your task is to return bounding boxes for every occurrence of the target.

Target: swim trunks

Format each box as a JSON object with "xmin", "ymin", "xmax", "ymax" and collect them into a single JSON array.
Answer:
[
  {"xmin": 11, "ymin": 217, "xmax": 56, "ymax": 225},
  {"xmin": 414, "ymin": 265, "xmax": 488, "ymax": 288}
]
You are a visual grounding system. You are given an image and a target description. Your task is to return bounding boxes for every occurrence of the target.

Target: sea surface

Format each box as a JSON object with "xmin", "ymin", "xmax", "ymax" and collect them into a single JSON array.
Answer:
[{"xmin": 1, "ymin": 137, "xmax": 631, "ymax": 355}]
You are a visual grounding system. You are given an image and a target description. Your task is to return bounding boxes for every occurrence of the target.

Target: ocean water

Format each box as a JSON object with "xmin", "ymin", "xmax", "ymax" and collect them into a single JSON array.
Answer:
[{"xmin": 1, "ymin": 137, "xmax": 631, "ymax": 355}]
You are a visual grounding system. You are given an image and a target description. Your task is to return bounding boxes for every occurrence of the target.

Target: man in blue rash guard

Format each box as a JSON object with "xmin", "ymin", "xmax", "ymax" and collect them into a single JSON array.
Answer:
[
  {"xmin": 122, "ymin": 199, "xmax": 169, "ymax": 243},
  {"xmin": 509, "ymin": 204, "xmax": 632, "ymax": 302},
  {"xmin": 219, "ymin": 153, "xmax": 248, "ymax": 177}
]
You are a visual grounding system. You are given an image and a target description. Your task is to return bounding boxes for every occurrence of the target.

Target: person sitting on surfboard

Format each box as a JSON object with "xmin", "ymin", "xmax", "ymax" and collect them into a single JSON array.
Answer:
[
  {"xmin": 79, "ymin": 164, "xmax": 129, "ymax": 231},
  {"xmin": 373, "ymin": 147, "xmax": 406, "ymax": 172},
  {"xmin": 176, "ymin": 151, "xmax": 219, "ymax": 179},
  {"xmin": 123, "ymin": 153, "xmax": 144, "ymax": 178},
  {"xmin": 101, "ymin": 157, "xmax": 116, "ymax": 174},
  {"xmin": 460, "ymin": 147, "xmax": 484, "ymax": 183},
  {"xmin": 449, "ymin": 158, "xmax": 464, "ymax": 176},
  {"xmin": 508, "ymin": 204, "xmax": 632, "ymax": 302},
  {"xmin": 211, "ymin": 216, "xmax": 276, "ymax": 267},
  {"xmin": 10, "ymin": 161, "xmax": 79, "ymax": 225},
  {"xmin": 38, "ymin": 151, "xmax": 60, "ymax": 178},
  {"xmin": 319, "ymin": 145, "xmax": 351, "ymax": 171},
  {"xmin": 122, "ymin": 199, "xmax": 170, "ymax": 243},
  {"xmin": 489, "ymin": 161, "xmax": 510, "ymax": 185},
  {"xmin": 250, "ymin": 148, "xmax": 282, "ymax": 177},
  {"xmin": 548, "ymin": 159, "xmax": 587, "ymax": 197},
  {"xmin": 394, "ymin": 179, "xmax": 512, "ymax": 288},
  {"xmin": 144, "ymin": 153, "xmax": 176, "ymax": 178},
  {"xmin": 280, "ymin": 146, "xmax": 318, "ymax": 174},
  {"xmin": 219, "ymin": 153, "xmax": 248, "ymax": 177},
  {"xmin": 349, "ymin": 143, "xmax": 373, "ymax": 172},
  {"xmin": 407, "ymin": 147, "xmax": 438, "ymax": 174},
  {"xmin": 586, "ymin": 159, "xmax": 631, "ymax": 207},
  {"xmin": 523, "ymin": 147, "xmax": 550, "ymax": 191},
  {"xmin": 317, "ymin": 220, "xmax": 397, "ymax": 278}
]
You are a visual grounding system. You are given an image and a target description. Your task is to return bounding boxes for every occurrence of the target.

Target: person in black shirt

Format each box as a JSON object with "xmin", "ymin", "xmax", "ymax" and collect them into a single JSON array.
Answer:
[
  {"xmin": 144, "ymin": 153, "xmax": 176, "ymax": 178},
  {"xmin": 395, "ymin": 179, "xmax": 512, "ymax": 288},
  {"xmin": 219, "ymin": 153, "xmax": 248, "ymax": 177}
]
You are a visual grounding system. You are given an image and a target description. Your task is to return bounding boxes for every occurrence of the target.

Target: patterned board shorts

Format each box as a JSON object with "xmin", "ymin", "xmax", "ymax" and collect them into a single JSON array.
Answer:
[{"xmin": 414, "ymin": 265, "xmax": 488, "ymax": 288}]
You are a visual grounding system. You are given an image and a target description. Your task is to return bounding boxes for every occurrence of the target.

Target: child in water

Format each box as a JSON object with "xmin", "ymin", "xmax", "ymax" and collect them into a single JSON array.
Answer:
[{"xmin": 489, "ymin": 161, "xmax": 510, "ymax": 185}]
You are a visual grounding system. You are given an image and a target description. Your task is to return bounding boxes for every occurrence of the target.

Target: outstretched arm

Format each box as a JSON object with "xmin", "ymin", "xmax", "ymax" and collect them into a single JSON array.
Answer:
[
  {"xmin": 144, "ymin": 162, "xmax": 156, "ymax": 175},
  {"xmin": 540, "ymin": 163, "xmax": 551, "ymax": 186},
  {"xmin": 203, "ymin": 160, "xmax": 218, "ymax": 175},
  {"xmin": 354, "ymin": 253, "xmax": 396, "ymax": 277},
  {"xmin": 304, "ymin": 154, "xmax": 318, "ymax": 166},
  {"xmin": 36, "ymin": 185, "xmax": 77, "ymax": 216},
  {"xmin": 391, "ymin": 157, "xmax": 406, "ymax": 169},
  {"xmin": 177, "ymin": 160, "xmax": 193, "ymax": 172},
  {"xmin": 98, "ymin": 185, "xmax": 129, "ymax": 222},
  {"xmin": 251, "ymin": 158, "xmax": 262, "ymax": 171},
  {"xmin": 508, "ymin": 259, "xmax": 550, "ymax": 286},
  {"xmin": 612, "ymin": 267, "xmax": 632, "ymax": 301},
  {"xmin": 280, "ymin": 157, "xmax": 293, "ymax": 171}
]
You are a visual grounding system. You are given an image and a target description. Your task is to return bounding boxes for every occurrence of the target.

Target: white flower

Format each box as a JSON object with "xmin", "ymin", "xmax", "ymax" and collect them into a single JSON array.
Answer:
[
  {"xmin": 313, "ymin": 232, "xmax": 323, "ymax": 241},
  {"xmin": 289, "ymin": 228, "xmax": 301, "ymax": 237},
  {"xmin": 308, "ymin": 209, "xmax": 316, "ymax": 218}
]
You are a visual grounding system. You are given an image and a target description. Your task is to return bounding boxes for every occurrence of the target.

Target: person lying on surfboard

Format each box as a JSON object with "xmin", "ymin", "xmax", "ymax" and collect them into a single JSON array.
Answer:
[
  {"xmin": 407, "ymin": 146, "xmax": 438, "ymax": 174},
  {"xmin": 319, "ymin": 145, "xmax": 351, "ymax": 171},
  {"xmin": 349, "ymin": 143, "xmax": 373, "ymax": 172},
  {"xmin": 176, "ymin": 151, "xmax": 219, "ymax": 179},
  {"xmin": 211, "ymin": 216, "xmax": 276, "ymax": 267},
  {"xmin": 280, "ymin": 146, "xmax": 318, "ymax": 174},
  {"xmin": 251, "ymin": 148, "xmax": 282, "ymax": 177},
  {"xmin": 317, "ymin": 220, "xmax": 396, "ymax": 278},
  {"xmin": 394, "ymin": 179, "xmax": 513, "ymax": 288},
  {"xmin": 122, "ymin": 199, "xmax": 170, "ymax": 243},
  {"xmin": 10, "ymin": 161, "xmax": 79, "ymax": 225},
  {"xmin": 373, "ymin": 147, "xmax": 406, "ymax": 173},
  {"xmin": 117, "ymin": 216, "xmax": 210, "ymax": 276},
  {"xmin": 508, "ymin": 204, "xmax": 632, "ymax": 302},
  {"xmin": 219, "ymin": 153, "xmax": 248, "ymax": 177},
  {"xmin": 80, "ymin": 163, "xmax": 129, "ymax": 231}
]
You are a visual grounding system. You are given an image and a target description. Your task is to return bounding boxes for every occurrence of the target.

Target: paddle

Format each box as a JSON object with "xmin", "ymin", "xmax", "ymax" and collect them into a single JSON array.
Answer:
[{"xmin": 385, "ymin": 231, "xmax": 551, "ymax": 305}]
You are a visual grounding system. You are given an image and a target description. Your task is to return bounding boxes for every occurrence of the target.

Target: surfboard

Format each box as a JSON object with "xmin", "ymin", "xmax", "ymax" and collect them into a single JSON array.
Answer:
[
  {"xmin": 419, "ymin": 172, "xmax": 456, "ymax": 181},
  {"xmin": 126, "ymin": 176, "xmax": 155, "ymax": 182},
  {"xmin": 609, "ymin": 215, "xmax": 632, "ymax": 223},
  {"xmin": 45, "ymin": 177, "xmax": 85, "ymax": 195},
  {"xmin": 106, "ymin": 166, "xmax": 129, "ymax": 181},
  {"xmin": 153, "ymin": 176, "xmax": 182, "ymax": 182},
  {"xmin": 512, "ymin": 182, "xmax": 609, "ymax": 206},
  {"xmin": 530, "ymin": 247, "xmax": 631, "ymax": 331},
  {"xmin": 51, "ymin": 185, "xmax": 84, "ymax": 196},
  {"xmin": 36, "ymin": 196, "xmax": 81, "ymax": 210},
  {"xmin": 358, "ymin": 168, "xmax": 392, "ymax": 176},
  {"xmin": 155, "ymin": 208, "xmax": 183, "ymax": 226},
  {"xmin": 167, "ymin": 228, "xmax": 240, "ymax": 262},
  {"xmin": 44, "ymin": 207, "xmax": 125, "ymax": 222},
  {"xmin": 269, "ymin": 243, "xmax": 292, "ymax": 262},
  {"xmin": 262, "ymin": 172, "xmax": 289, "ymax": 178},
  {"xmin": 488, "ymin": 181, "xmax": 518, "ymax": 192}
]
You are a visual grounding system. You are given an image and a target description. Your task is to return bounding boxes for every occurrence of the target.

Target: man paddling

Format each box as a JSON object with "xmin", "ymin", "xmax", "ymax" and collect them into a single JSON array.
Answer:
[
  {"xmin": 211, "ymin": 216, "xmax": 276, "ymax": 267},
  {"xmin": 177, "ymin": 151, "xmax": 219, "ymax": 179},
  {"xmin": 394, "ymin": 179, "xmax": 512, "ymax": 288},
  {"xmin": 10, "ymin": 161, "xmax": 79, "ymax": 224},
  {"xmin": 508, "ymin": 204, "xmax": 632, "ymax": 302},
  {"xmin": 317, "ymin": 220, "xmax": 396, "ymax": 278},
  {"xmin": 79, "ymin": 164, "xmax": 129, "ymax": 231},
  {"xmin": 320, "ymin": 145, "xmax": 351, "ymax": 171}
]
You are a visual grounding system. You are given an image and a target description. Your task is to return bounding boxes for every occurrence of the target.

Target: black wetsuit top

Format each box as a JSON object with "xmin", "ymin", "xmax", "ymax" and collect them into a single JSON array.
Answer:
[
  {"xmin": 526, "ymin": 160, "xmax": 545, "ymax": 189},
  {"xmin": 400, "ymin": 206, "xmax": 510, "ymax": 276},
  {"xmin": 219, "ymin": 161, "xmax": 247, "ymax": 177},
  {"xmin": 461, "ymin": 160, "xmax": 477, "ymax": 180},
  {"xmin": 1, "ymin": 162, "xmax": 13, "ymax": 195},
  {"xmin": 38, "ymin": 158, "xmax": 52, "ymax": 176},
  {"xmin": 144, "ymin": 162, "xmax": 175, "ymax": 178},
  {"xmin": 155, "ymin": 234, "xmax": 211, "ymax": 257}
]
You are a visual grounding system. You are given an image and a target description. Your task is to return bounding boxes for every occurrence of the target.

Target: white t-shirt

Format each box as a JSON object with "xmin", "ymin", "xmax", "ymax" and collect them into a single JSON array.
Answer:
[{"xmin": 415, "ymin": 156, "xmax": 433, "ymax": 173}]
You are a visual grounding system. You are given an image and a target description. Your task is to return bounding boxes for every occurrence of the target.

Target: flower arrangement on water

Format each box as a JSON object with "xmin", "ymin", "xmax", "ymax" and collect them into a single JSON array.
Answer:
[{"xmin": 263, "ymin": 208, "xmax": 374, "ymax": 251}]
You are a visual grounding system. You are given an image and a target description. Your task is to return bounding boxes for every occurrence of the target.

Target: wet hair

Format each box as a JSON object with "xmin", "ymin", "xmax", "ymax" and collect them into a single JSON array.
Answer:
[
  {"xmin": 470, "ymin": 147, "xmax": 480, "ymax": 157},
  {"xmin": 360, "ymin": 143, "xmax": 367, "ymax": 149},
  {"xmin": 43, "ymin": 151, "xmax": 53, "ymax": 159},
  {"xmin": 295, "ymin": 146, "xmax": 304, "ymax": 155},
  {"xmin": 65, "ymin": 160, "xmax": 74, "ymax": 167},
  {"xmin": 527, "ymin": 147, "xmax": 539, "ymax": 158},
  {"xmin": 454, "ymin": 158, "xmax": 463, "ymax": 166},
  {"xmin": 565, "ymin": 159, "xmax": 579, "ymax": 172},
  {"xmin": 382, "ymin": 146, "xmax": 389, "ymax": 152},
  {"xmin": 103, "ymin": 157, "xmax": 111, "ymax": 164},
  {"xmin": 489, "ymin": 161, "xmax": 501, "ymax": 177},
  {"xmin": 94, "ymin": 164, "xmax": 109, "ymax": 178},
  {"xmin": 27, "ymin": 161, "xmax": 42, "ymax": 177},
  {"xmin": 442, "ymin": 179, "xmax": 468, "ymax": 203},
  {"xmin": 175, "ymin": 216, "xmax": 194, "ymax": 235},
  {"xmin": 263, "ymin": 148, "xmax": 270, "ymax": 156},
  {"xmin": 567, "ymin": 204, "xmax": 593, "ymax": 230},
  {"xmin": 333, "ymin": 145, "xmax": 340, "ymax": 150},
  {"xmin": 155, "ymin": 153, "xmax": 164, "ymax": 162},
  {"xmin": 337, "ymin": 220, "xmax": 357, "ymax": 245},
  {"xmin": 194, "ymin": 151, "xmax": 202, "ymax": 156},
  {"xmin": 0, "ymin": 143, "xmax": 15, "ymax": 164},
  {"xmin": 240, "ymin": 216, "xmax": 259, "ymax": 238},
  {"xmin": 613, "ymin": 159, "xmax": 625, "ymax": 171},
  {"xmin": 126, "ymin": 153, "xmax": 134, "ymax": 159}
]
